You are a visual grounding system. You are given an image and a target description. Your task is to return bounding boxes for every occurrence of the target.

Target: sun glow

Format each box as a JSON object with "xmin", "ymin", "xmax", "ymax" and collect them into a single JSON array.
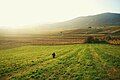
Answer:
[{"xmin": 0, "ymin": 0, "xmax": 119, "ymax": 28}]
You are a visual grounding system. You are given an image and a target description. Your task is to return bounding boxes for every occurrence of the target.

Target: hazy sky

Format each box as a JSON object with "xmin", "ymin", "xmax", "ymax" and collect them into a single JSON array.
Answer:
[{"xmin": 0, "ymin": 0, "xmax": 120, "ymax": 27}]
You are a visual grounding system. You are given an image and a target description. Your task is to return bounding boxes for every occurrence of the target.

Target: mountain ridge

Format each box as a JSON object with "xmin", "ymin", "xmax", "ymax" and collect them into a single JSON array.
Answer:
[
  {"xmin": 46, "ymin": 12, "xmax": 120, "ymax": 30},
  {"xmin": 0, "ymin": 12, "xmax": 120, "ymax": 35}
]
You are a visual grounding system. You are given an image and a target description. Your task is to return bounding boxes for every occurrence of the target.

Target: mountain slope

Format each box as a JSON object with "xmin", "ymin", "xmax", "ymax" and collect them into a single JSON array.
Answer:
[
  {"xmin": 46, "ymin": 12, "xmax": 120, "ymax": 30},
  {"xmin": 0, "ymin": 12, "xmax": 120, "ymax": 35},
  {"xmin": 61, "ymin": 26, "xmax": 120, "ymax": 34}
]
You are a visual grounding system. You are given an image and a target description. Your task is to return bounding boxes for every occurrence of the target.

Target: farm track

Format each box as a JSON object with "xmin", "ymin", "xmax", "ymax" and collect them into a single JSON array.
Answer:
[{"xmin": 0, "ymin": 44, "xmax": 120, "ymax": 80}]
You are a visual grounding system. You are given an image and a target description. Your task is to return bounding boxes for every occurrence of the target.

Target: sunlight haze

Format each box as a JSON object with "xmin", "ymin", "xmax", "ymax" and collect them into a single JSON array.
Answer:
[{"xmin": 0, "ymin": 0, "xmax": 119, "ymax": 28}]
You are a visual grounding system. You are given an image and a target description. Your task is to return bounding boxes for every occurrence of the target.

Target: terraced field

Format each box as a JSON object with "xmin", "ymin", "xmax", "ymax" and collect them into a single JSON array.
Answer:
[{"xmin": 0, "ymin": 44, "xmax": 120, "ymax": 80}]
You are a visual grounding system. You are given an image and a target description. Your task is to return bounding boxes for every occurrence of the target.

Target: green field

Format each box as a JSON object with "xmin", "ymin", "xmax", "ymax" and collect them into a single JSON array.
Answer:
[{"xmin": 0, "ymin": 44, "xmax": 120, "ymax": 80}]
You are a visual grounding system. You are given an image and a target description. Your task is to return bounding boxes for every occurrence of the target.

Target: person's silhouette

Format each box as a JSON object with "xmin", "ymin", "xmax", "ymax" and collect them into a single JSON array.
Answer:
[{"xmin": 52, "ymin": 52, "xmax": 56, "ymax": 58}]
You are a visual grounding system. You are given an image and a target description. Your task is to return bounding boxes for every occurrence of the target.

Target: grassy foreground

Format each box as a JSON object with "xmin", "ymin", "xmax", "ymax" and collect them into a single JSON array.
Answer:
[{"xmin": 0, "ymin": 44, "xmax": 120, "ymax": 80}]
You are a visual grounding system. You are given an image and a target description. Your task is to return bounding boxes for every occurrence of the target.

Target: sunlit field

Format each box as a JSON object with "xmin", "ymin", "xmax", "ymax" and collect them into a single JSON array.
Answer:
[
  {"xmin": 0, "ymin": 0, "xmax": 120, "ymax": 80},
  {"xmin": 0, "ymin": 44, "xmax": 120, "ymax": 80}
]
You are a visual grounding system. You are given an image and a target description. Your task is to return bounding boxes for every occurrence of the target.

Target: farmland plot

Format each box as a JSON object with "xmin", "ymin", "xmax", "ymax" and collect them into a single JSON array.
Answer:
[{"xmin": 0, "ymin": 44, "xmax": 120, "ymax": 80}]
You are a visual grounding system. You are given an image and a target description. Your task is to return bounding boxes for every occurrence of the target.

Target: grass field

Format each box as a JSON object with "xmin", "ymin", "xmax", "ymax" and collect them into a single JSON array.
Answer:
[{"xmin": 0, "ymin": 44, "xmax": 120, "ymax": 80}]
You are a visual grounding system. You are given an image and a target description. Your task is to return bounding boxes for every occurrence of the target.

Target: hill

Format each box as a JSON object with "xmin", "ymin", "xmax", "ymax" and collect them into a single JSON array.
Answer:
[
  {"xmin": 43, "ymin": 12, "xmax": 120, "ymax": 30},
  {"xmin": 61, "ymin": 26, "xmax": 120, "ymax": 34},
  {"xmin": 0, "ymin": 12, "xmax": 120, "ymax": 36}
]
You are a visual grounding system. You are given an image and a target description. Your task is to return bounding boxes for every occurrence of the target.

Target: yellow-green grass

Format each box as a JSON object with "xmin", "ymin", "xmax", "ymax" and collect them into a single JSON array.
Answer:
[{"xmin": 0, "ymin": 44, "xmax": 120, "ymax": 80}]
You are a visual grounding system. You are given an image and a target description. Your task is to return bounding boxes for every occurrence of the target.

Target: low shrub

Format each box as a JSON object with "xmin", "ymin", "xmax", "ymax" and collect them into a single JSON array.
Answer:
[{"xmin": 85, "ymin": 36, "xmax": 107, "ymax": 43}]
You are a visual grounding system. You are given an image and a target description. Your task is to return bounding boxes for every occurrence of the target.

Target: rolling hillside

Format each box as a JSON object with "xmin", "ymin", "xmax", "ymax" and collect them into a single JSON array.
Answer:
[
  {"xmin": 43, "ymin": 12, "xmax": 120, "ymax": 30},
  {"xmin": 0, "ymin": 12, "xmax": 120, "ymax": 36},
  {"xmin": 61, "ymin": 26, "xmax": 120, "ymax": 34}
]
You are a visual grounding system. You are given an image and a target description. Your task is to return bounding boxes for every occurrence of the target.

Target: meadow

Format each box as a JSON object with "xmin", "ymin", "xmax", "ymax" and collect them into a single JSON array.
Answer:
[{"xmin": 0, "ymin": 44, "xmax": 120, "ymax": 80}]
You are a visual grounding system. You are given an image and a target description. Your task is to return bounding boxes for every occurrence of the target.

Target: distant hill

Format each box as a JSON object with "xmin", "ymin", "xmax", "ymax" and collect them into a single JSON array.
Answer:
[
  {"xmin": 45, "ymin": 12, "xmax": 120, "ymax": 30},
  {"xmin": 0, "ymin": 12, "xmax": 120, "ymax": 36},
  {"xmin": 61, "ymin": 26, "xmax": 120, "ymax": 34}
]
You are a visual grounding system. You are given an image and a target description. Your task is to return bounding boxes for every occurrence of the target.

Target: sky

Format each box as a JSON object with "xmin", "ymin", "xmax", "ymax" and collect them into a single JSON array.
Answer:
[{"xmin": 0, "ymin": 0, "xmax": 120, "ymax": 28}]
